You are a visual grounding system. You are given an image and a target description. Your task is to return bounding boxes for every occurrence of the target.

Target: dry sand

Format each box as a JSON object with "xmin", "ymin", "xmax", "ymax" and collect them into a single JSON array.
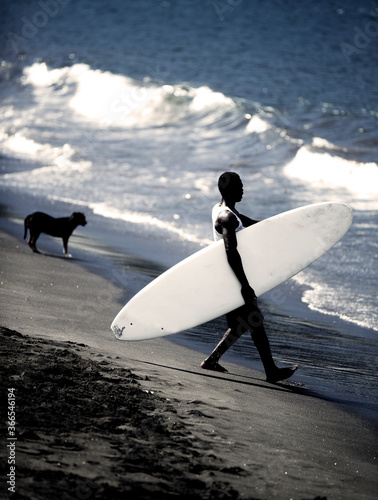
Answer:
[{"xmin": 1, "ymin": 227, "xmax": 377, "ymax": 500}]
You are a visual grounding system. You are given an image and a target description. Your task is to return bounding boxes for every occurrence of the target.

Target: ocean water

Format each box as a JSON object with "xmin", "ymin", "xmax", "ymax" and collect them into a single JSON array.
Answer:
[{"xmin": 1, "ymin": 0, "xmax": 377, "ymax": 417}]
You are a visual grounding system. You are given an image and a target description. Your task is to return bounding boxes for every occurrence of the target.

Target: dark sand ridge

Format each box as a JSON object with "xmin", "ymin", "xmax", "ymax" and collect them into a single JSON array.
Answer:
[{"xmin": 1, "ymin": 226, "xmax": 377, "ymax": 500}]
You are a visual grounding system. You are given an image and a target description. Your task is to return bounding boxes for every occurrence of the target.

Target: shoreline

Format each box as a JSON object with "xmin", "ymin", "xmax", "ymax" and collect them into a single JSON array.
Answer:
[
  {"xmin": 1, "ymin": 223, "xmax": 377, "ymax": 499},
  {"xmin": 2, "ymin": 186, "xmax": 376, "ymax": 338}
]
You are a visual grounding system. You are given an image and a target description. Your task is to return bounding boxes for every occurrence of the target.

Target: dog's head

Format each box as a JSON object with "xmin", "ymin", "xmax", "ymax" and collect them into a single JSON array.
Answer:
[{"xmin": 71, "ymin": 212, "xmax": 87, "ymax": 226}]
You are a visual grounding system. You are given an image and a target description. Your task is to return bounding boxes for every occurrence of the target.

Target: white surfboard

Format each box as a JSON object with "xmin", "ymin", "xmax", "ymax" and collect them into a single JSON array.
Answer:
[{"xmin": 111, "ymin": 202, "xmax": 352, "ymax": 341}]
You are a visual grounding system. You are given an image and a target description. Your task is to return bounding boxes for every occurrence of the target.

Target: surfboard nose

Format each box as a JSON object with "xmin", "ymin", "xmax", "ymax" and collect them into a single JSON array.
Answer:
[{"xmin": 112, "ymin": 324, "xmax": 125, "ymax": 340}]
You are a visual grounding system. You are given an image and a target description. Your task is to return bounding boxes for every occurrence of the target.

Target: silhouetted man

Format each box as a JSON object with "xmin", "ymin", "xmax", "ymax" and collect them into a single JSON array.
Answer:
[{"xmin": 201, "ymin": 172, "xmax": 298, "ymax": 383}]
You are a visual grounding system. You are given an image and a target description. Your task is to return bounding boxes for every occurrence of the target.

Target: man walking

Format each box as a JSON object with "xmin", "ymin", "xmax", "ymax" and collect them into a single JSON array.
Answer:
[{"xmin": 201, "ymin": 172, "xmax": 298, "ymax": 383}]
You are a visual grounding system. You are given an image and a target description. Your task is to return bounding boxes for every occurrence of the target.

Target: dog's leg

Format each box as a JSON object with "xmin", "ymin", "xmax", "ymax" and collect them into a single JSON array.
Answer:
[
  {"xmin": 27, "ymin": 232, "xmax": 34, "ymax": 250},
  {"xmin": 62, "ymin": 237, "xmax": 72, "ymax": 258},
  {"xmin": 29, "ymin": 233, "xmax": 41, "ymax": 253}
]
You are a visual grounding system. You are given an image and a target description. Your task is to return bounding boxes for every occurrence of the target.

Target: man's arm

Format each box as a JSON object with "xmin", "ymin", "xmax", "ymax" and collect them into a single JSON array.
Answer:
[
  {"xmin": 237, "ymin": 213, "xmax": 259, "ymax": 228},
  {"xmin": 218, "ymin": 211, "xmax": 257, "ymax": 303}
]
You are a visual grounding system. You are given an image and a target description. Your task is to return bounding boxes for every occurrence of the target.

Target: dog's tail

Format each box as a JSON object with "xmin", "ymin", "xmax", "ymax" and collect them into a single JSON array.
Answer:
[{"xmin": 23, "ymin": 216, "xmax": 30, "ymax": 240}]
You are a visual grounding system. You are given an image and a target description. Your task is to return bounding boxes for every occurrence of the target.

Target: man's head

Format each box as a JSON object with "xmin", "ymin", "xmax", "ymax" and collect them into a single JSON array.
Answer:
[{"xmin": 218, "ymin": 172, "xmax": 243, "ymax": 202}]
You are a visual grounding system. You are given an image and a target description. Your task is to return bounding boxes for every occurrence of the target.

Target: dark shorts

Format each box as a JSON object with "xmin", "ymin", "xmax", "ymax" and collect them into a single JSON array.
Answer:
[{"xmin": 226, "ymin": 301, "xmax": 264, "ymax": 332}]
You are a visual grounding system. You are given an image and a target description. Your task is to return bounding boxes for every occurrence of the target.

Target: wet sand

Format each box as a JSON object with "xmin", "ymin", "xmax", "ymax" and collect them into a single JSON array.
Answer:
[{"xmin": 1, "ymin": 226, "xmax": 377, "ymax": 500}]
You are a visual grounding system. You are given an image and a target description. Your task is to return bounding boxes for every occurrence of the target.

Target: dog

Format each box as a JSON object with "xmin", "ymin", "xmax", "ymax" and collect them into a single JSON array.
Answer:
[{"xmin": 24, "ymin": 211, "xmax": 87, "ymax": 256}]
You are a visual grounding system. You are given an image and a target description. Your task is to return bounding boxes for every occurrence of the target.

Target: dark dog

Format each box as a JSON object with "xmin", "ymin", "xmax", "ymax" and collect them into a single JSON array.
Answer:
[{"xmin": 24, "ymin": 212, "xmax": 87, "ymax": 256}]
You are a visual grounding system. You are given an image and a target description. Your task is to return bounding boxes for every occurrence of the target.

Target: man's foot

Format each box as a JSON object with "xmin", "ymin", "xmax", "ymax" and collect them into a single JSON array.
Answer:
[
  {"xmin": 266, "ymin": 365, "xmax": 298, "ymax": 383},
  {"xmin": 200, "ymin": 359, "xmax": 228, "ymax": 373}
]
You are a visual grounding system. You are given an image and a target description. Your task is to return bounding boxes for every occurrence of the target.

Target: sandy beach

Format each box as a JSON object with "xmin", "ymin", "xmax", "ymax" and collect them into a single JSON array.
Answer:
[{"xmin": 1, "ymin": 224, "xmax": 377, "ymax": 500}]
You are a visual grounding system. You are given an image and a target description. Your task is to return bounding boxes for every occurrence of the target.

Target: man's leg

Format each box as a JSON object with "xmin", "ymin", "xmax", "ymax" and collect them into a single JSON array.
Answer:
[
  {"xmin": 246, "ymin": 304, "xmax": 298, "ymax": 383},
  {"xmin": 201, "ymin": 326, "xmax": 242, "ymax": 372},
  {"xmin": 250, "ymin": 323, "xmax": 298, "ymax": 383}
]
